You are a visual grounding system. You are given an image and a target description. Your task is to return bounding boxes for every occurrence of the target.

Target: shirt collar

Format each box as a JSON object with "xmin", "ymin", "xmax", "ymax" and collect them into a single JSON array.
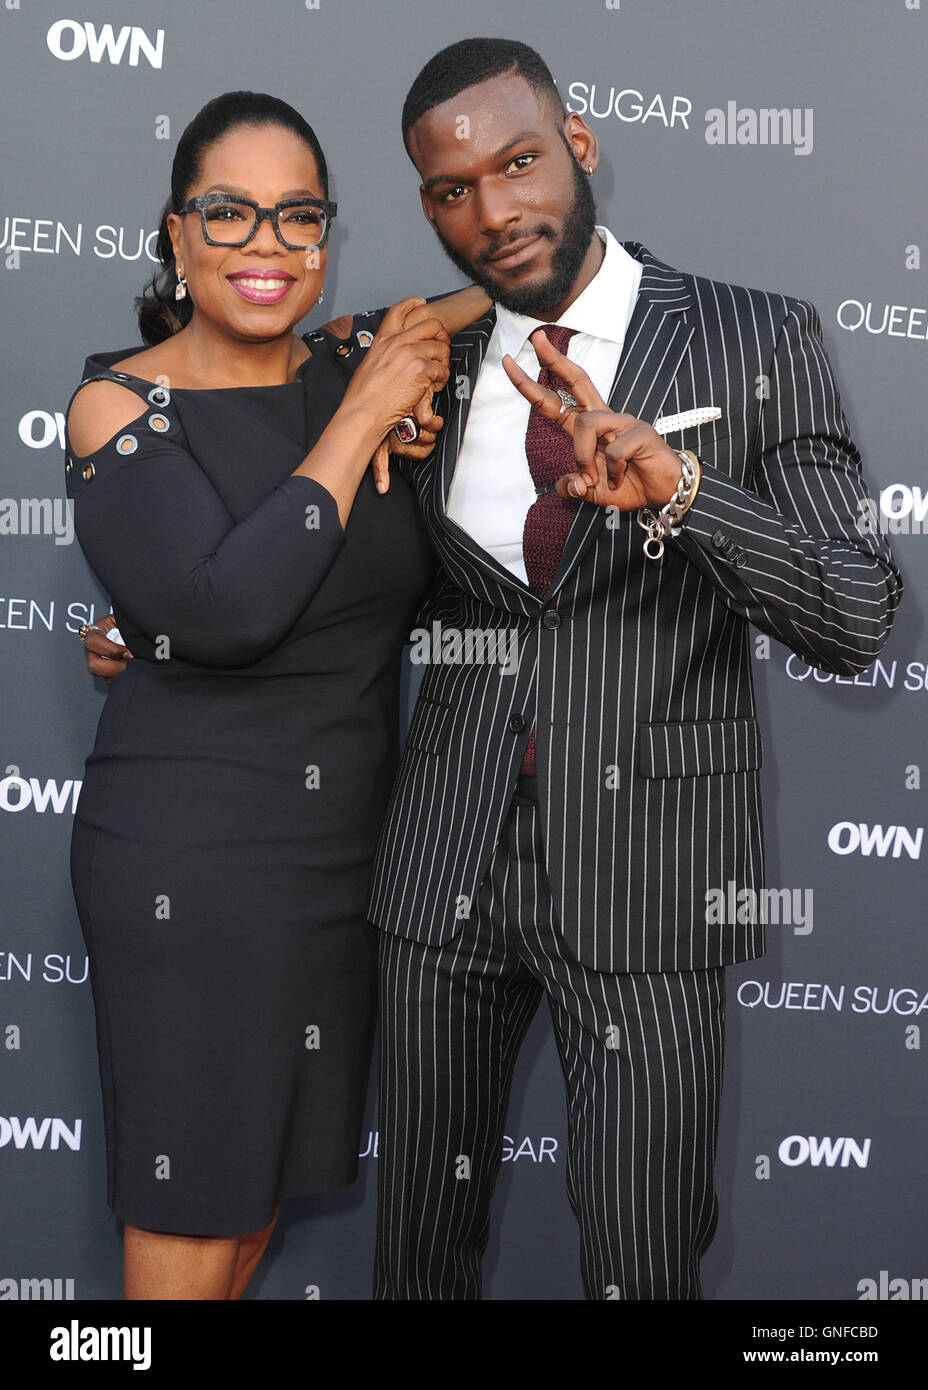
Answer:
[{"xmin": 495, "ymin": 227, "xmax": 641, "ymax": 360}]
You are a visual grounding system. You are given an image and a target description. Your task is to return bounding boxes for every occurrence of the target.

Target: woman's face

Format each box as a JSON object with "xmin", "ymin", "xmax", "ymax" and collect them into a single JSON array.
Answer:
[{"xmin": 167, "ymin": 122, "xmax": 328, "ymax": 344}]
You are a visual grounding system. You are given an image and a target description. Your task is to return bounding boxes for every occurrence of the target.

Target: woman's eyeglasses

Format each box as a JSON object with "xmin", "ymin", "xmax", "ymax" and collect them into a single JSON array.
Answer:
[{"xmin": 178, "ymin": 193, "xmax": 337, "ymax": 250}]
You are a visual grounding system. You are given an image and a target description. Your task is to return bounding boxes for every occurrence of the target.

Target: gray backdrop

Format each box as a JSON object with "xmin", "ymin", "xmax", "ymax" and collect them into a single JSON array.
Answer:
[{"xmin": 1, "ymin": 0, "xmax": 925, "ymax": 1301}]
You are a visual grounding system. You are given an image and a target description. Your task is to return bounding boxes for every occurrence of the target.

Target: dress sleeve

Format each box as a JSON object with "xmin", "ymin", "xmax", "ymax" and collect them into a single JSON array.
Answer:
[
  {"xmin": 65, "ymin": 398, "xmax": 347, "ymax": 668},
  {"xmin": 308, "ymin": 293, "xmax": 461, "ymax": 376}
]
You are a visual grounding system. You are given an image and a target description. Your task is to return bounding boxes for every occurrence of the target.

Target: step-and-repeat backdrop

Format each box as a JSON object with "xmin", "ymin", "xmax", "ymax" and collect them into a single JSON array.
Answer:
[{"xmin": 1, "ymin": 1, "xmax": 924, "ymax": 1301}]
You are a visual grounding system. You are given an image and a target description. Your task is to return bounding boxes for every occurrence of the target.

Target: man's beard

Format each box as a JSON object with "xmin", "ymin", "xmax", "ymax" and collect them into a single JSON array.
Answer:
[{"xmin": 433, "ymin": 154, "xmax": 598, "ymax": 317}]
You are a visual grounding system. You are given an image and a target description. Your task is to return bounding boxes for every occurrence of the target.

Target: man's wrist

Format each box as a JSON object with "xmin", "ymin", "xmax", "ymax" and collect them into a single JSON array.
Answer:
[
  {"xmin": 674, "ymin": 450, "xmax": 703, "ymax": 520},
  {"xmin": 638, "ymin": 451, "xmax": 702, "ymax": 560}
]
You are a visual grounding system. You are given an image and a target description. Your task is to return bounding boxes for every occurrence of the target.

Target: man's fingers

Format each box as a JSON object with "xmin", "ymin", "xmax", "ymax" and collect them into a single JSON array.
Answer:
[
  {"xmin": 572, "ymin": 412, "xmax": 614, "ymax": 492},
  {"xmin": 529, "ymin": 330, "xmax": 608, "ymax": 411},
  {"xmin": 502, "ymin": 355, "xmax": 613, "ymax": 441},
  {"xmin": 85, "ymin": 627, "xmax": 130, "ymax": 678},
  {"xmin": 83, "ymin": 628, "xmax": 130, "ymax": 659},
  {"xmin": 501, "ymin": 353, "xmax": 570, "ymax": 422},
  {"xmin": 500, "ymin": 351, "xmax": 535, "ymax": 394},
  {"xmin": 555, "ymin": 473, "xmax": 591, "ymax": 501},
  {"xmin": 88, "ymin": 653, "xmax": 128, "ymax": 678}
]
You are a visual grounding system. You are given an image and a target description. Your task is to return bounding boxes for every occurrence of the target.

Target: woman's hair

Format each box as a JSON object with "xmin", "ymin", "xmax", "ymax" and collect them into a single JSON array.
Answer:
[{"xmin": 136, "ymin": 91, "xmax": 329, "ymax": 346}]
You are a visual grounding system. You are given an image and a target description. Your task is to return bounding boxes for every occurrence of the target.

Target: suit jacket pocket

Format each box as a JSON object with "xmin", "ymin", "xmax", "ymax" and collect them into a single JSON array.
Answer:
[
  {"xmin": 403, "ymin": 696, "xmax": 452, "ymax": 755},
  {"xmin": 674, "ymin": 425, "xmax": 746, "ymax": 458},
  {"xmin": 638, "ymin": 717, "xmax": 763, "ymax": 778}
]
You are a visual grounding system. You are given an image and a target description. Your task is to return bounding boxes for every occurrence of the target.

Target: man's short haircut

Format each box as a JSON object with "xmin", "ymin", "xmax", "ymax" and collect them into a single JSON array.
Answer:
[{"xmin": 401, "ymin": 38, "xmax": 564, "ymax": 153}]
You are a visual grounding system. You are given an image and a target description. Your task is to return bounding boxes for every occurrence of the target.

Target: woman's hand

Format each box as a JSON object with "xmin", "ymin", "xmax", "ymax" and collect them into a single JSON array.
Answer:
[
  {"xmin": 351, "ymin": 289, "xmax": 491, "ymax": 491},
  {"xmin": 371, "ymin": 287, "xmax": 493, "ymax": 479},
  {"xmin": 502, "ymin": 329, "xmax": 685, "ymax": 511},
  {"xmin": 339, "ymin": 297, "xmax": 451, "ymax": 492},
  {"xmin": 81, "ymin": 613, "xmax": 131, "ymax": 683}
]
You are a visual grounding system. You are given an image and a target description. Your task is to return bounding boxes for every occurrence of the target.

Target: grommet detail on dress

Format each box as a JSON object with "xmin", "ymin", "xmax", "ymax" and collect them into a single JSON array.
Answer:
[
  {"xmin": 148, "ymin": 413, "xmax": 170, "ymax": 433},
  {"xmin": 335, "ymin": 343, "xmax": 353, "ymax": 357},
  {"xmin": 65, "ymin": 456, "xmax": 72, "ymax": 474},
  {"xmin": 148, "ymin": 385, "xmax": 171, "ymax": 406},
  {"xmin": 110, "ymin": 371, "xmax": 131, "ymax": 382},
  {"xmin": 82, "ymin": 463, "xmax": 95, "ymax": 482},
  {"xmin": 357, "ymin": 330, "xmax": 374, "ymax": 349},
  {"xmin": 116, "ymin": 434, "xmax": 138, "ymax": 455}
]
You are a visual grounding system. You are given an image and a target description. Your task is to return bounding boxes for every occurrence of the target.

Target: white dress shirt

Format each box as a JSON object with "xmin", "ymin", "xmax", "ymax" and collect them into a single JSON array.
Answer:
[{"xmin": 445, "ymin": 227, "xmax": 642, "ymax": 584}]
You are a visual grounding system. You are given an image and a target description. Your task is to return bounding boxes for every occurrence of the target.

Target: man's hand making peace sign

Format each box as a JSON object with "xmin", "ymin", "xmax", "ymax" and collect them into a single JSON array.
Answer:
[{"xmin": 502, "ymin": 327, "xmax": 697, "ymax": 513}]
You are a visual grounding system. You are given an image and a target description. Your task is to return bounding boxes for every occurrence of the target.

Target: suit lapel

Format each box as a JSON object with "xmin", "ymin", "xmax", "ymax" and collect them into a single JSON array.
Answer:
[
  {"xmin": 606, "ymin": 241, "xmax": 695, "ymax": 421},
  {"xmin": 432, "ymin": 308, "xmax": 538, "ymax": 604},
  {"xmin": 547, "ymin": 243, "xmax": 695, "ymax": 595},
  {"xmin": 438, "ymin": 310, "xmax": 493, "ymax": 511}
]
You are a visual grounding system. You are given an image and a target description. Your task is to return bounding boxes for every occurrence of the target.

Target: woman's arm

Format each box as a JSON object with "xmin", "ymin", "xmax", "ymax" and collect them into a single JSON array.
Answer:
[
  {"xmin": 66, "ymin": 301, "xmax": 451, "ymax": 667},
  {"xmin": 290, "ymin": 297, "xmax": 452, "ymax": 523}
]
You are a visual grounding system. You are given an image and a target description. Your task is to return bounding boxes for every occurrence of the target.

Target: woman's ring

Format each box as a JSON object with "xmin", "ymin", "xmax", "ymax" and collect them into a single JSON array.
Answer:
[{"xmin": 393, "ymin": 416, "xmax": 420, "ymax": 444}]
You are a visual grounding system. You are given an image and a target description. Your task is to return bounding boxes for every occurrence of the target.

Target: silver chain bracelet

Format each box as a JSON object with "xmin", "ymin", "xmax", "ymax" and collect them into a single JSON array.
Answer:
[{"xmin": 637, "ymin": 451, "xmax": 700, "ymax": 559}]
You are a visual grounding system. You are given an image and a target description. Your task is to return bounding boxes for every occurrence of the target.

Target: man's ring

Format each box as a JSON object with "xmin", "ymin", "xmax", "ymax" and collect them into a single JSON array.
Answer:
[
  {"xmin": 393, "ymin": 416, "xmax": 420, "ymax": 444},
  {"xmin": 78, "ymin": 623, "xmax": 104, "ymax": 643},
  {"xmin": 557, "ymin": 390, "xmax": 579, "ymax": 415}
]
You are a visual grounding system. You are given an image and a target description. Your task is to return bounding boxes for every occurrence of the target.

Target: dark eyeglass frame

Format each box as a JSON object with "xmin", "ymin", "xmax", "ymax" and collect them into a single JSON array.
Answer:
[{"xmin": 178, "ymin": 192, "xmax": 338, "ymax": 249}]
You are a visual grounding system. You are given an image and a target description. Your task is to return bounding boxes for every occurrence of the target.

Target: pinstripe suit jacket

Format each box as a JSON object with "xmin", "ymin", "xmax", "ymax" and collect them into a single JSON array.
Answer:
[{"xmin": 366, "ymin": 241, "xmax": 902, "ymax": 973}]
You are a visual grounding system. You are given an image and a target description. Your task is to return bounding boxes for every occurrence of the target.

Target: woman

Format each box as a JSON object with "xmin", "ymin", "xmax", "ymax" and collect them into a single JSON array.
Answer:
[{"xmin": 65, "ymin": 89, "xmax": 487, "ymax": 1300}]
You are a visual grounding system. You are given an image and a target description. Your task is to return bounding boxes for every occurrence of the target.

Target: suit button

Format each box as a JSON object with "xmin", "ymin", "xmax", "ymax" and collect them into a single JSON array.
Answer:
[
  {"xmin": 509, "ymin": 714, "xmax": 526, "ymax": 734},
  {"xmin": 723, "ymin": 544, "xmax": 738, "ymax": 561},
  {"xmin": 735, "ymin": 553, "xmax": 748, "ymax": 567},
  {"xmin": 542, "ymin": 609, "xmax": 561, "ymax": 629},
  {"xmin": 712, "ymin": 530, "xmax": 726, "ymax": 549}
]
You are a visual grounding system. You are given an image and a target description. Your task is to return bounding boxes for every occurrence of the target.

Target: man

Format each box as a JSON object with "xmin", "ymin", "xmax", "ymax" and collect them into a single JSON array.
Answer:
[{"xmin": 365, "ymin": 38, "xmax": 902, "ymax": 1299}]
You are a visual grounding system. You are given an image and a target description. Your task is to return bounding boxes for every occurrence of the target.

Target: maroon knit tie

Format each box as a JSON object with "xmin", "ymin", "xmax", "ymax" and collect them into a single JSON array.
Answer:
[{"xmin": 520, "ymin": 324, "xmax": 579, "ymax": 774}]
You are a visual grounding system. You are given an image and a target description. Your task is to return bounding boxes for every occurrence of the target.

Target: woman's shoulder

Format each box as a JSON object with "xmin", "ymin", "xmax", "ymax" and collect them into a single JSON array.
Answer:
[
  {"xmin": 300, "ymin": 307, "xmax": 388, "ymax": 386},
  {"xmin": 79, "ymin": 343, "xmax": 167, "ymax": 384},
  {"xmin": 304, "ymin": 305, "xmax": 387, "ymax": 351},
  {"xmin": 67, "ymin": 346, "xmax": 177, "ymax": 463}
]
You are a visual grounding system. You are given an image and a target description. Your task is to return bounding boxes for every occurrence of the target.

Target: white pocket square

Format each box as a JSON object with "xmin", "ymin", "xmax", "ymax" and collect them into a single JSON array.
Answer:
[{"xmin": 652, "ymin": 406, "xmax": 722, "ymax": 436}]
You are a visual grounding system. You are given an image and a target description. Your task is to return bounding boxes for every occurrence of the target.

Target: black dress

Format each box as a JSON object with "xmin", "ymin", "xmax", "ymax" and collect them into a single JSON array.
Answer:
[{"xmin": 65, "ymin": 317, "xmax": 435, "ymax": 1236}]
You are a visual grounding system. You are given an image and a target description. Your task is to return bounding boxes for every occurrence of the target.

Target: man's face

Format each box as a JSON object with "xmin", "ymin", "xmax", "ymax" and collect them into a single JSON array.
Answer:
[{"xmin": 408, "ymin": 73, "xmax": 600, "ymax": 318}]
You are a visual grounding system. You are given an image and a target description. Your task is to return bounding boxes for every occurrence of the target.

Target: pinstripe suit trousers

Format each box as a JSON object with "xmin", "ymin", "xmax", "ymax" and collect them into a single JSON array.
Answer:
[{"xmin": 374, "ymin": 784, "xmax": 726, "ymax": 1300}]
